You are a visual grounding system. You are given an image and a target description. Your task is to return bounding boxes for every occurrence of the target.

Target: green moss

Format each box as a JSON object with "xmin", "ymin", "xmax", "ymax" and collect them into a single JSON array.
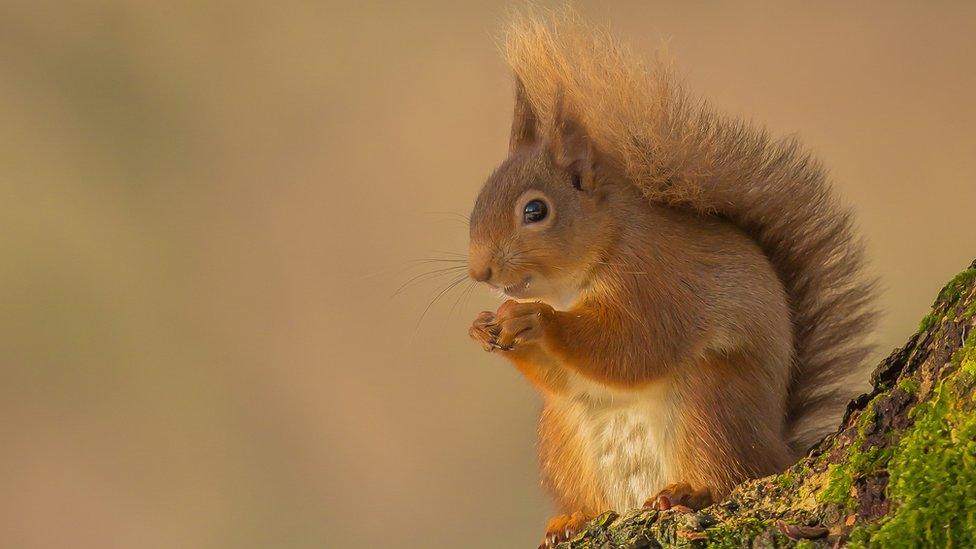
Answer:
[
  {"xmin": 852, "ymin": 342, "xmax": 976, "ymax": 548},
  {"xmin": 920, "ymin": 267, "xmax": 975, "ymax": 333},
  {"xmin": 818, "ymin": 463, "xmax": 853, "ymax": 506},
  {"xmin": 857, "ymin": 403, "xmax": 877, "ymax": 437},
  {"xmin": 964, "ymin": 291, "xmax": 976, "ymax": 317},
  {"xmin": 896, "ymin": 377, "xmax": 920, "ymax": 394},
  {"xmin": 960, "ymin": 331, "xmax": 976, "ymax": 376},
  {"xmin": 937, "ymin": 268, "xmax": 976, "ymax": 305},
  {"xmin": 703, "ymin": 517, "xmax": 773, "ymax": 548},
  {"xmin": 817, "ymin": 398, "xmax": 895, "ymax": 508},
  {"xmin": 776, "ymin": 471, "xmax": 796, "ymax": 490},
  {"xmin": 819, "ymin": 447, "xmax": 894, "ymax": 510},
  {"xmin": 845, "ymin": 524, "xmax": 877, "ymax": 548},
  {"xmin": 918, "ymin": 312, "xmax": 939, "ymax": 333}
]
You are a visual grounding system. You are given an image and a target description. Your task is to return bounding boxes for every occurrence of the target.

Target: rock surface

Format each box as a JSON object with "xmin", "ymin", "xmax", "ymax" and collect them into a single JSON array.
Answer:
[{"xmin": 559, "ymin": 259, "xmax": 976, "ymax": 548}]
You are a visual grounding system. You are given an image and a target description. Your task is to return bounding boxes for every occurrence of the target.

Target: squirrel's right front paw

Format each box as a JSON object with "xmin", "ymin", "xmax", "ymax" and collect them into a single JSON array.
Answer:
[{"xmin": 469, "ymin": 301, "xmax": 555, "ymax": 352}]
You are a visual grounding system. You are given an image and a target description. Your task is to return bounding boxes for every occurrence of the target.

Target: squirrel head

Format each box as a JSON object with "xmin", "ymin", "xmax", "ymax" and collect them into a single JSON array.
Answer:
[{"xmin": 468, "ymin": 80, "xmax": 629, "ymax": 307}]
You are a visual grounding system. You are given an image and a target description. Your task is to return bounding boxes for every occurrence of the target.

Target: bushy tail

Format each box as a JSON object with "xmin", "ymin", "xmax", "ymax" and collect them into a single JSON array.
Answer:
[{"xmin": 505, "ymin": 9, "xmax": 878, "ymax": 452}]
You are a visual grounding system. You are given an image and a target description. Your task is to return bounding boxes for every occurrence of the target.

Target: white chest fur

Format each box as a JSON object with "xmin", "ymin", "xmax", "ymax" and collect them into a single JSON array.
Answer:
[{"xmin": 552, "ymin": 373, "xmax": 678, "ymax": 511}]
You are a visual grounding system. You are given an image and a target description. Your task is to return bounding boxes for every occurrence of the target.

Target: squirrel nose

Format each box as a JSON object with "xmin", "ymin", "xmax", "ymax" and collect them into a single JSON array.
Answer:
[{"xmin": 469, "ymin": 265, "xmax": 493, "ymax": 283}]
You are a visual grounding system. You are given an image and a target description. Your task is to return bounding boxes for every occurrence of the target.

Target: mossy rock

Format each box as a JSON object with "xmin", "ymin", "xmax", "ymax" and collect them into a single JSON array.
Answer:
[{"xmin": 559, "ymin": 259, "xmax": 976, "ymax": 548}]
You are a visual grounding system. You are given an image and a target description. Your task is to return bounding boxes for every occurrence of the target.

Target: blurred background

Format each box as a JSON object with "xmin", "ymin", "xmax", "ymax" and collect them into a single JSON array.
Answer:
[{"xmin": 1, "ymin": 1, "xmax": 974, "ymax": 547}]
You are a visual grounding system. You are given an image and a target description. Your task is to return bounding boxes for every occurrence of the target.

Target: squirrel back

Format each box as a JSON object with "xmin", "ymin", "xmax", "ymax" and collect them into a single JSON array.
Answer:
[{"xmin": 505, "ymin": 10, "xmax": 878, "ymax": 452}]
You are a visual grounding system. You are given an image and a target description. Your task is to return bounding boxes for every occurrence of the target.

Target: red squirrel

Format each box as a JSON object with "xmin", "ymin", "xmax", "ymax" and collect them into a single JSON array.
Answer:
[{"xmin": 466, "ymin": 11, "xmax": 876, "ymax": 548}]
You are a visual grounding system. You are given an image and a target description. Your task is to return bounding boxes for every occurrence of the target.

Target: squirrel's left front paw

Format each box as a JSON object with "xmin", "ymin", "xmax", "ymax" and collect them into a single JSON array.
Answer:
[{"xmin": 469, "ymin": 310, "xmax": 499, "ymax": 351}]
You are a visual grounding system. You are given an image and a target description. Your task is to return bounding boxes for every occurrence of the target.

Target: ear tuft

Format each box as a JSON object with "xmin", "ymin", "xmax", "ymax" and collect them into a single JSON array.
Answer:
[
  {"xmin": 509, "ymin": 77, "xmax": 538, "ymax": 153},
  {"xmin": 549, "ymin": 93, "xmax": 597, "ymax": 192}
]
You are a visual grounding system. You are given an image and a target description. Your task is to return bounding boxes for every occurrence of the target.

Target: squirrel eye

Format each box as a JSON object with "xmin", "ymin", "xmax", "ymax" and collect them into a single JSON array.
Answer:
[{"xmin": 523, "ymin": 199, "xmax": 548, "ymax": 224}]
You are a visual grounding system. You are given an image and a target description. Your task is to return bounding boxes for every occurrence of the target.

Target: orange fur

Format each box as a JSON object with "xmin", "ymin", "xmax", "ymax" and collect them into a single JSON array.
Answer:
[
  {"xmin": 503, "ymin": 9, "xmax": 878, "ymax": 451},
  {"xmin": 466, "ymin": 8, "xmax": 877, "ymax": 539}
]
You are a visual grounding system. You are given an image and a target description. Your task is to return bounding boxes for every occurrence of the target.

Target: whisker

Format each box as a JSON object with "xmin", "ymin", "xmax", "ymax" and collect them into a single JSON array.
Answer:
[
  {"xmin": 409, "ymin": 258, "xmax": 469, "ymax": 264},
  {"xmin": 462, "ymin": 279, "xmax": 479, "ymax": 312},
  {"xmin": 430, "ymin": 249, "xmax": 468, "ymax": 258},
  {"xmin": 392, "ymin": 265, "xmax": 468, "ymax": 297},
  {"xmin": 361, "ymin": 255, "xmax": 467, "ymax": 281},
  {"xmin": 415, "ymin": 273, "xmax": 470, "ymax": 331},
  {"xmin": 422, "ymin": 211, "xmax": 471, "ymax": 226},
  {"xmin": 450, "ymin": 279, "xmax": 477, "ymax": 316}
]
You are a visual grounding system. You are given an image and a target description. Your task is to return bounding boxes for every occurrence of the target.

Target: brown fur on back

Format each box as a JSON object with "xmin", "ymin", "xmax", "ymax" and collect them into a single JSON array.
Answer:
[{"xmin": 505, "ymin": 9, "xmax": 878, "ymax": 452}]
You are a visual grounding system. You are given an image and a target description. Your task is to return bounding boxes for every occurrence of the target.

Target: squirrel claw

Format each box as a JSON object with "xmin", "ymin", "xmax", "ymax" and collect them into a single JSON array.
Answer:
[{"xmin": 539, "ymin": 511, "xmax": 588, "ymax": 548}]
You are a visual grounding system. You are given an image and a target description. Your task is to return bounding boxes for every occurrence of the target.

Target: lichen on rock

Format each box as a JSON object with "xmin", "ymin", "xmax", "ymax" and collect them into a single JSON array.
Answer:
[{"xmin": 558, "ymin": 260, "xmax": 976, "ymax": 548}]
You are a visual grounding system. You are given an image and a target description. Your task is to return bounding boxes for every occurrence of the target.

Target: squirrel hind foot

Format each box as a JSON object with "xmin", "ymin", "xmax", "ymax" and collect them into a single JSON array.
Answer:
[
  {"xmin": 644, "ymin": 482, "xmax": 714, "ymax": 512},
  {"xmin": 539, "ymin": 511, "xmax": 589, "ymax": 549}
]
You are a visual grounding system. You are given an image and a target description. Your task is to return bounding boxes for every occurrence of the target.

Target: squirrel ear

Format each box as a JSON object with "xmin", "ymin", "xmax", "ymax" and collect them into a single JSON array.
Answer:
[
  {"xmin": 509, "ymin": 77, "xmax": 539, "ymax": 153},
  {"xmin": 548, "ymin": 94, "xmax": 597, "ymax": 192}
]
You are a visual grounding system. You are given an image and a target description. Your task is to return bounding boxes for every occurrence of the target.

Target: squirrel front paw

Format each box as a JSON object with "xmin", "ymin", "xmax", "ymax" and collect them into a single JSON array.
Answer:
[
  {"xmin": 468, "ymin": 300, "xmax": 555, "ymax": 352},
  {"xmin": 468, "ymin": 310, "xmax": 499, "ymax": 351}
]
